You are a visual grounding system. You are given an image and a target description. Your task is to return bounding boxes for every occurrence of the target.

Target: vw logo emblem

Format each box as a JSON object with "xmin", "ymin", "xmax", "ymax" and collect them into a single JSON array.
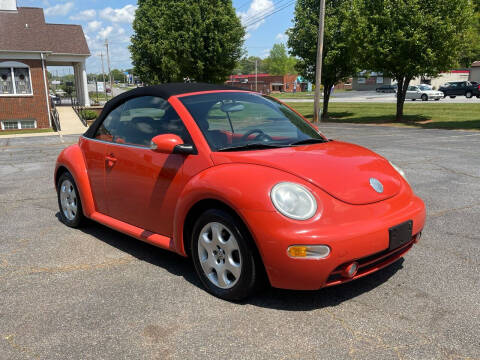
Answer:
[{"xmin": 369, "ymin": 178, "xmax": 384, "ymax": 193}]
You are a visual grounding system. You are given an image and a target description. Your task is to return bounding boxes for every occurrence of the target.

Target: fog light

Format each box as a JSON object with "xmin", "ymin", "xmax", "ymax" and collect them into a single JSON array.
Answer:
[
  {"xmin": 287, "ymin": 245, "xmax": 330, "ymax": 259},
  {"xmin": 342, "ymin": 262, "xmax": 359, "ymax": 278}
]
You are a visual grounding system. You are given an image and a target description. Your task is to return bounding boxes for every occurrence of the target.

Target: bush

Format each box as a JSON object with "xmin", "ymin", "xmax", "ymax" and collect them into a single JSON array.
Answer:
[{"xmin": 79, "ymin": 110, "xmax": 97, "ymax": 120}]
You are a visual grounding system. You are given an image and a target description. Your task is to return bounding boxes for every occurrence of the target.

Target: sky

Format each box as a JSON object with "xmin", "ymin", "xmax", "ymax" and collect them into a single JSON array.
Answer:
[{"xmin": 16, "ymin": 0, "xmax": 296, "ymax": 75}]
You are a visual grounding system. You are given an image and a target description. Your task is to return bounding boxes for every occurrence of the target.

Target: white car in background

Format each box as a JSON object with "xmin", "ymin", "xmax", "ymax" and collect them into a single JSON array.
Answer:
[{"xmin": 406, "ymin": 84, "xmax": 443, "ymax": 101}]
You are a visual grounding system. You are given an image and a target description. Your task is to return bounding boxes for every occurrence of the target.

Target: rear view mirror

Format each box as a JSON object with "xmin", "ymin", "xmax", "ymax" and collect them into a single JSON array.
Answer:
[{"xmin": 220, "ymin": 102, "xmax": 245, "ymax": 113}]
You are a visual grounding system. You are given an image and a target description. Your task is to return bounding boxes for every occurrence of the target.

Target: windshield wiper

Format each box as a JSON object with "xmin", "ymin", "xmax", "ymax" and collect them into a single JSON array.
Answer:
[
  {"xmin": 289, "ymin": 138, "xmax": 327, "ymax": 146},
  {"xmin": 217, "ymin": 143, "xmax": 284, "ymax": 152}
]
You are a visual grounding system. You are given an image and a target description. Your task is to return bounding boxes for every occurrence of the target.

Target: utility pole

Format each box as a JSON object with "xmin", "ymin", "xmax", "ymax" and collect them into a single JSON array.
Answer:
[
  {"xmin": 105, "ymin": 39, "xmax": 113, "ymax": 97},
  {"xmin": 313, "ymin": 0, "xmax": 326, "ymax": 123},
  {"xmin": 255, "ymin": 59, "xmax": 258, "ymax": 92},
  {"xmin": 100, "ymin": 51, "xmax": 108, "ymax": 101}
]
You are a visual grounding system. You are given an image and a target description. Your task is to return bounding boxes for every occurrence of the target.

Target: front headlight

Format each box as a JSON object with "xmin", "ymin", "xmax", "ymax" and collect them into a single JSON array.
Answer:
[
  {"xmin": 270, "ymin": 182, "xmax": 317, "ymax": 220},
  {"xmin": 389, "ymin": 161, "xmax": 408, "ymax": 182}
]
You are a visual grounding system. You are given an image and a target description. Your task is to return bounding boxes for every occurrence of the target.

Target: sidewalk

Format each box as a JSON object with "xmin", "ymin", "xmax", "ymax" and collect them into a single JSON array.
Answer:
[{"xmin": 57, "ymin": 106, "xmax": 88, "ymax": 135}]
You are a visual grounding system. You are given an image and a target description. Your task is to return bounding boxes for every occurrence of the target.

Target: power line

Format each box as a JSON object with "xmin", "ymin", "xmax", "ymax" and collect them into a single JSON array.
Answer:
[
  {"xmin": 241, "ymin": 0, "xmax": 290, "ymax": 24},
  {"xmin": 243, "ymin": 0, "xmax": 295, "ymax": 28},
  {"xmin": 242, "ymin": 0, "xmax": 294, "ymax": 27}
]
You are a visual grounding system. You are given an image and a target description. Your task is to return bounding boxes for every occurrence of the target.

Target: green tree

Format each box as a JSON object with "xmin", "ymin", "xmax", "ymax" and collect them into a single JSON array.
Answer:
[
  {"xmin": 263, "ymin": 43, "xmax": 297, "ymax": 75},
  {"xmin": 359, "ymin": 0, "xmax": 474, "ymax": 121},
  {"xmin": 459, "ymin": 0, "xmax": 480, "ymax": 67},
  {"xmin": 111, "ymin": 69, "xmax": 126, "ymax": 82},
  {"xmin": 130, "ymin": 0, "xmax": 245, "ymax": 83},
  {"xmin": 288, "ymin": 0, "xmax": 362, "ymax": 120},
  {"xmin": 234, "ymin": 56, "xmax": 266, "ymax": 74}
]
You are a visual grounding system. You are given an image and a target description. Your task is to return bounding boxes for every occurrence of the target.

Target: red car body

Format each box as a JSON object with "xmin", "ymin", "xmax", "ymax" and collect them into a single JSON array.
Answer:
[{"xmin": 55, "ymin": 84, "xmax": 425, "ymax": 292}]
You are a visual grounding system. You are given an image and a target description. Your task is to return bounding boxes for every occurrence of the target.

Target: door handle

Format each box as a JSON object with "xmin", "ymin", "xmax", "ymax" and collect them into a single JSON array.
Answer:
[{"xmin": 105, "ymin": 154, "xmax": 117, "ymax": 167}]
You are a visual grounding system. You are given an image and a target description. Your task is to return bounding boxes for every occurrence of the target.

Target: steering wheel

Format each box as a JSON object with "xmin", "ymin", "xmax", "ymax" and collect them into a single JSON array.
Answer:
[{"xmin": 241, "ymin": 129, "xmax": 273, "ymax": 142}]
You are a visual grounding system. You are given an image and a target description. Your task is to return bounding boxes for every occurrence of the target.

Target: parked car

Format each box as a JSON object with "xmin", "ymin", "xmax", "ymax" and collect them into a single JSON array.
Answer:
[
  {"xmin": 50, "ymin": 93, "xmax": 61, "ymax": 106},
  {"xmin": 406, "ymin": 84, "xmax": 443, "ymax": 101},
  {"xmin": 54, "ymin": 83, "xmax": 426, "ymax": 300},
  {"xmin": 438, "ymin": 81, "xmax": 480, "ymax": 99},
  {"xmin": 376, "ymin": 84, "xmax": 397, "ymax": 93}
]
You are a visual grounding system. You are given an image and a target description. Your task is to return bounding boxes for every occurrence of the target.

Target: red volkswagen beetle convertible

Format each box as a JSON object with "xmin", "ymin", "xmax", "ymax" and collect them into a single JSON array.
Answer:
[{"xmin": 55, "ymin": 83, "xmax": 425, "ymax": 300}]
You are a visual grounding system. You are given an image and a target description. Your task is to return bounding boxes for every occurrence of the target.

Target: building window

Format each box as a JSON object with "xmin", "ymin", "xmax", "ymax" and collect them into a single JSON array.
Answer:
[
  {"xmin": 1, "ymin": 120, "xmax": 37, "ymax": 130},
  {"xmin": 0, "ymin": 62, "xmax": 33, "ymax": 96}
]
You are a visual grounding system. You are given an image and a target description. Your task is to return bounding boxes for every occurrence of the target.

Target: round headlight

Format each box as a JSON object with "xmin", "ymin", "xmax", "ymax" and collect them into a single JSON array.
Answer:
[
  {"xmin": 270, "ymin": 182, "xmax": 317, "ymax": 220},
  {"xmin": 389, "ymin": 161, "xmax": 407, "ymax": 182}
]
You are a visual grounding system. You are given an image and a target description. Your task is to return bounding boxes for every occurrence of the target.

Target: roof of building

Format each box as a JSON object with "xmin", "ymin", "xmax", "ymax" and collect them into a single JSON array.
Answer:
[
  {"xmin": 229, "ymin": 74, "xmax": 271, "ymax": 79},
  {"xmin": 0, "ymin": 7, "xmax": 90, "ymax": 55},
  {"xmin": 472, "ymin": 61, "xmax": 480, "ymax": 68},
  {"xmin": 84, "ymin": 83, "xmax": 248, "ymax": 138}
]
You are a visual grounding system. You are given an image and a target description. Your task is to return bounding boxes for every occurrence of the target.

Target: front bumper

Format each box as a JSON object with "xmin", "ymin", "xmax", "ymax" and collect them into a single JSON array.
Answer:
[{"xmin": 241, "ymin": 189, "xmax": 426, "ymax": 290}]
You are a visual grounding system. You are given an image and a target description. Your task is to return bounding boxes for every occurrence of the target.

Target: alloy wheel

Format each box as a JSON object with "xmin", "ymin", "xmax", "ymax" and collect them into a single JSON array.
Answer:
[
  {"xmin": 60, "ymin": 179, "xmax": 78, "ymax": 221},
  {"xmin": 197, "ymin": 222, "xmax": 242, "ymax": 289}
]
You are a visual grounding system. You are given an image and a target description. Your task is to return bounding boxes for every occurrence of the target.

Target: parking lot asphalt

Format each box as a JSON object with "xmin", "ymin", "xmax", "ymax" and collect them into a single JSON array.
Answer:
[{"xmin": 0, "ymin": 126, "xmax": 479, "ymax": 360}]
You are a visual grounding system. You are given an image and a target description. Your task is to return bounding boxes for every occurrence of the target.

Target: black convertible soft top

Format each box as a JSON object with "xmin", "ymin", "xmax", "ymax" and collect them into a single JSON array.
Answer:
[{"xmin": 84, "ymin": 82, "xmax": 246, "ymax": 138}]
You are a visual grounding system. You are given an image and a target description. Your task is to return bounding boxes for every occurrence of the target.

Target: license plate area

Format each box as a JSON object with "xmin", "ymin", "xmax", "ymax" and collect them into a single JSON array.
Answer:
[{"xmin": 389, "ymin": 220, "xmax": 413, "ymax": 251}]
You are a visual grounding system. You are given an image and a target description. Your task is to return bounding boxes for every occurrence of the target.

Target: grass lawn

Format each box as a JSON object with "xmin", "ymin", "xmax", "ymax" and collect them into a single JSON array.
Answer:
[
  {"xmin": 286, "ymin": 102, "xmax": 480, "ymax": 130},
  {"xmin": 0, "ymin": 128, "xmax": 54, "ymax": 136}
]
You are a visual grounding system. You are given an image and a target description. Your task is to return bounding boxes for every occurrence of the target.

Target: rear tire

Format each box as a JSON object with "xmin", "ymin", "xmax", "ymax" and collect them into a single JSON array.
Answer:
[
  {"xmin": 57, "ymin": 172, "xmax": 84, "ymax": 228},
  {"xmin": 465, "ymin": 91, "xmax": 473, "ymax": 99},
  {"xmin": 191, "ymin": 209, "xmax": 260, "ymax": 301}
]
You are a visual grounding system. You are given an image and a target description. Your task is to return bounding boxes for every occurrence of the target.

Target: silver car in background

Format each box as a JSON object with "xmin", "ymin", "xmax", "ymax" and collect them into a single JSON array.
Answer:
[{"xmin": 406, "ymin": 84, "xmax": 443, "ymax": 101}]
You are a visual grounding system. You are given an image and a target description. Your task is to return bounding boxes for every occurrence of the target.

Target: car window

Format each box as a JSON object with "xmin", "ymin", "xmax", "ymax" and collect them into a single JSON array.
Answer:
[
  {"xmin": 181, "ymin": 92, "xmax": 324, "ymax": 151},
  {"xmin": 408, "ymin": 86, "xmax": 417, "ymax": 91},
  {"xmin": 94, "ymin": 96, "xmax": 191, "ymax": 147}
]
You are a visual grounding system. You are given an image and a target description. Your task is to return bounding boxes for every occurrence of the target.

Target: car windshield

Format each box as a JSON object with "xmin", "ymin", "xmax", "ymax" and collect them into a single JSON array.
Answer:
[{"xmin": 180, "ymin": 92, "xmax": 326, "ymax": 151}]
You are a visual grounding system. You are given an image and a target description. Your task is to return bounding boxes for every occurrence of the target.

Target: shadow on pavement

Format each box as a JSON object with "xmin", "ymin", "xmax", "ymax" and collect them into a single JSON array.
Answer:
[{"xmin": 57, "ymin": 213, "xmax": 405, "ymax": 310}]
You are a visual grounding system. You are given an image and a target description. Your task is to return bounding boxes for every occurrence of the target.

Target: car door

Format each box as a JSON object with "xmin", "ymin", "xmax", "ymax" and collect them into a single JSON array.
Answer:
[
  {"xmin": 80, "ymin": 104, "xmax": 126, "ymax": 214},
  {"xmin": 96, "ymin": 95, "xmax": 194, "ymax": 236},
  {"xmin": 406, "ymin": 86, "xmax": 417, "ymax": 99}
]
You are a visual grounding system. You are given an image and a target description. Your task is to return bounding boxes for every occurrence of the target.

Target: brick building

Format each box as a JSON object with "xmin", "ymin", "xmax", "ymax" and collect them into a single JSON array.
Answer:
[
  {"xmin": 0, "ymin": 1, "xmax": 90, "ymax": 131},
  {"xmin": 226, "ymin": 74, "xmax": 307, "ymax": 94}
]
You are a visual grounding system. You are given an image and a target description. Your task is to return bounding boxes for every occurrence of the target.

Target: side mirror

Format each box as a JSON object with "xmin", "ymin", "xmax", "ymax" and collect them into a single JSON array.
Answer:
[{"xmin": 150, "ymin": 134, "xmax": 195, "ymax": 155}]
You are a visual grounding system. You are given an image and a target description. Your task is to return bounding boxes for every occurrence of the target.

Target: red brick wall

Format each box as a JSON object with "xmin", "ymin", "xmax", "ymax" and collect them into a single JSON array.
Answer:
[{"xmin": 0, "ymin": 59, "xmax": 50, "ymax": 130}]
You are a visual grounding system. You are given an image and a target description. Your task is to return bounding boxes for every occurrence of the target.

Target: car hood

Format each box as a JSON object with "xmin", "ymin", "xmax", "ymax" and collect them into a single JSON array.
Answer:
[{"xmin": 211, "ymin": 141, "xmax": 402, "ymax": 205}]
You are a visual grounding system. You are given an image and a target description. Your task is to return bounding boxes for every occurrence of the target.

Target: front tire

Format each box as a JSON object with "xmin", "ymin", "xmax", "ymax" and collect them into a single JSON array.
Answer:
[
  {"xmin": 421, "ymin": 94, "xmax": 428, "ymax": 101},
  {"xmin": 191, "ymin": 209, "xmax": 260, "ymax": 301},
  {"xmin": 57, "ymin": 172, "xmax": 84, "ymax": 228},
  {"xmin": 466, "ymin": 91, "xmax": 473, "ymax": 99}
]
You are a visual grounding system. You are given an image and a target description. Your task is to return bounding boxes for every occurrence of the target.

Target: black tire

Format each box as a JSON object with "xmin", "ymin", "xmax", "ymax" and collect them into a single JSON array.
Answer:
[
  {"xmin": 412, "ymin": 98, "xmax": 416, "ymax": 101},
  {"xmin": 57, "ymin": 171, "xmax": 84, "ymax": 228},
  {"xmin": 421, "ymin": 94, "xmax": 428, "ymax": 101},
  {"xmin": 435, "ymin": 98, "xmax": 440, "ymax": 101},
  {"xmin": 465, "ymin": 91, "xmax": 473, "ymax": 99},
  {"xmin": 190, "ymin": 209, "xmax": 261, "ymax": 301},
  {"xmin": 450, "ymin": 96, "xmax": 456, "ymax": 99}
]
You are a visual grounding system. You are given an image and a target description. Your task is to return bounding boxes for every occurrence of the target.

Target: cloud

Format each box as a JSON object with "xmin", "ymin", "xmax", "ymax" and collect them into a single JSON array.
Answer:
[
  {"xmin": 70, "ymin": 9, "xmax": 97, "ymax": 21},
  {"xmin": 238, "ymin": 0, "xmax": 274, "ymax": 31},
  {"xmin": 100, "ymin": 5, "xmax": 138, "ymax": 24},
  {"xmin": 275, "ymin": 33, "xmax": 288, "ymax": 42},
  {"xmin": 44, "ymin": 1, "xmax": 74, "ymax": 16},
  {"xmin": 261, "ymin": 48, "xmax": 271, "ymax": 59},
  {"xmin": 85, "ymin": 20, "xmax": 102, "ymax": 33}
]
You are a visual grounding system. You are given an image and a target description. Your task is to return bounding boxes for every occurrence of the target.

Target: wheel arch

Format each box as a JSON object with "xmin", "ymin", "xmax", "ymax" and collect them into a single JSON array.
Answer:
[
  {"xmin": 55, "ymin": 144, "xmax": 96, "ymax": 217},
  {"xmin": 181, "ymin": 197, "xmax": 269, "ymax": 284}
]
